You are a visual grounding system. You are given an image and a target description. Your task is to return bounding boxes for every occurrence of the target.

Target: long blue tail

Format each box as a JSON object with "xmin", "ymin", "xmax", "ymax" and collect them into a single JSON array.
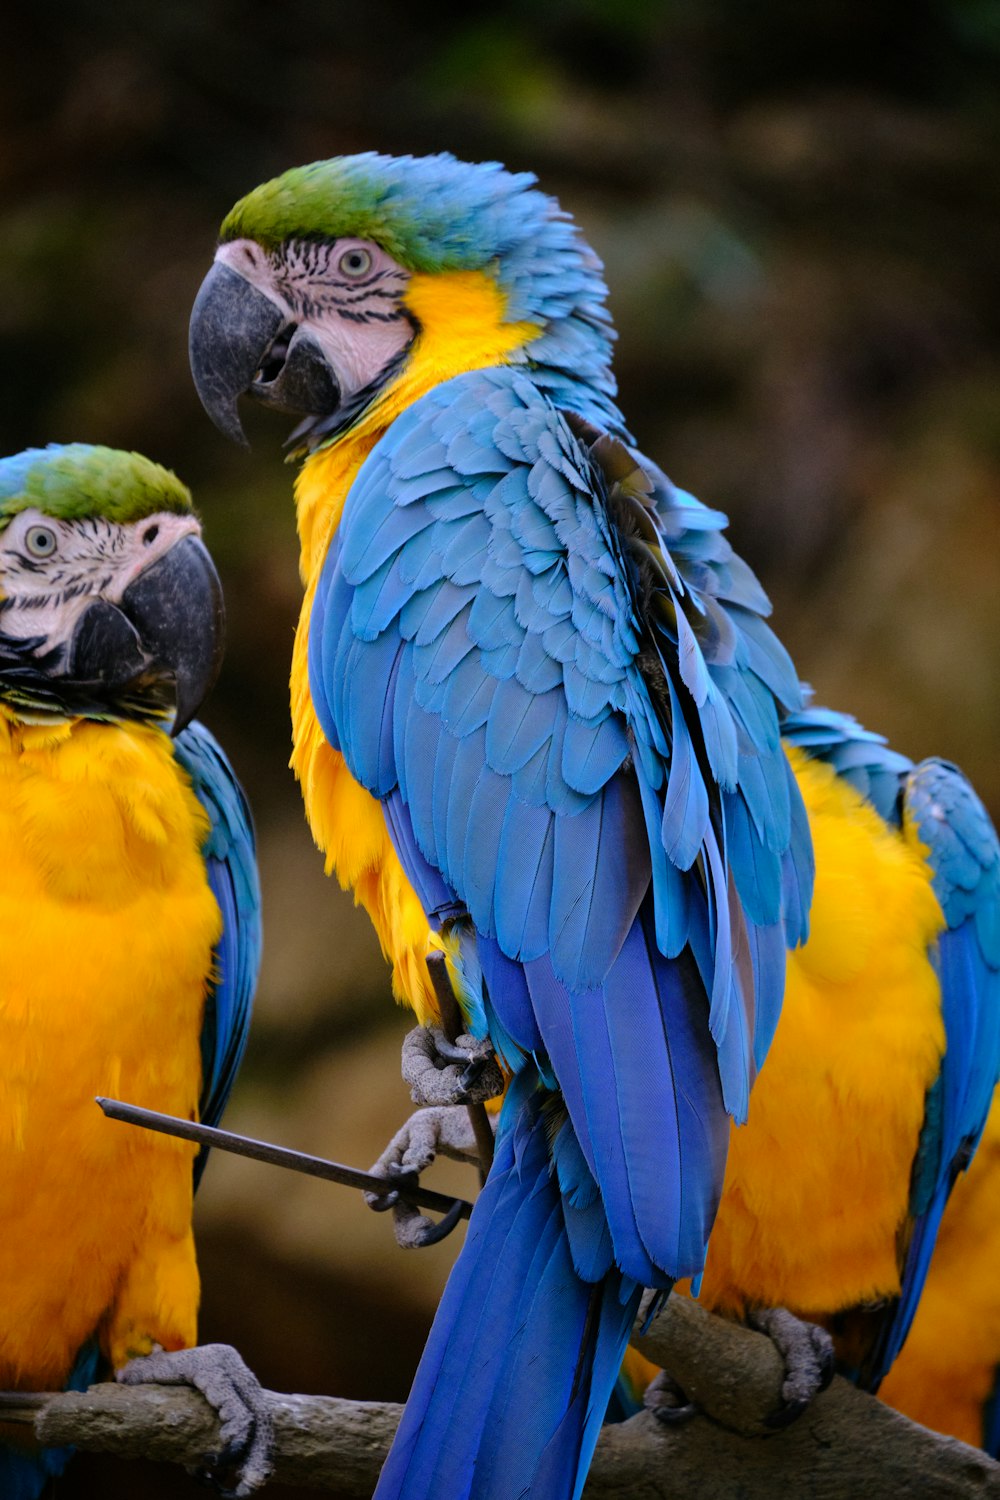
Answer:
[{"xmin": 375, "ymin": 1082, "xmax": 643, "ymax": 1500}]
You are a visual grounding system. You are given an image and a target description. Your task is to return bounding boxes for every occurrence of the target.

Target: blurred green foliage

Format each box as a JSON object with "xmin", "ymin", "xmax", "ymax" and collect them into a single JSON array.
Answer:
[{"xmin": 1, "ymin": 2, "xmax": 998, "ymax": 1493}]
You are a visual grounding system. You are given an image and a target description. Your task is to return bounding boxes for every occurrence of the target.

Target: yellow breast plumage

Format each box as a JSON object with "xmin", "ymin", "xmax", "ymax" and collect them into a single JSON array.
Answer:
[{"xmin": 0, "ymin": 714, "xmax": 219, "ymax": 1387}]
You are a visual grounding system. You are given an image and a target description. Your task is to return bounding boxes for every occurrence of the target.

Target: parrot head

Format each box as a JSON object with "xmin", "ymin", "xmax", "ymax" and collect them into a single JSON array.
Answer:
[
  {"xmin": 189, "ymin": 151, "xmax": 623, "ymax": 453},
  {"xmin": 0, "ymin": 444, "xmax": 224, "ymax": 733}
]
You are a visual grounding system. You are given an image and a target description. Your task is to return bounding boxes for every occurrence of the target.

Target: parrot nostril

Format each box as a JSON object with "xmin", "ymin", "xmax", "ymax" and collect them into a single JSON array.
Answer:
[{"xmin": 142, "ymin": 525, "xmax": 159, "ymax": 546}]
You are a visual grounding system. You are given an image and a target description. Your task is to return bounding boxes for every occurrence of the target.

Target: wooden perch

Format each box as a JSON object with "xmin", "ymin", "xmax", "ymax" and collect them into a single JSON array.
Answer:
[{"xmin": 3, "ymin": 1298, "xmax": 998, "ymax": 1497}]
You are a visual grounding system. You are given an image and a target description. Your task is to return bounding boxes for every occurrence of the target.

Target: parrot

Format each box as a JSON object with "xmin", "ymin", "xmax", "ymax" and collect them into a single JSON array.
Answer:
[
  {"xmin": 0, "ymin": 444, "xmax": 265, "ymax": 1499},
  {"xmin": 187, "ymin": 151, "xmax": 1000, "ymax": 1500},
  {"xmin": 618, "ymin": 703, "xmax": 1000, "ymax": 1423}
]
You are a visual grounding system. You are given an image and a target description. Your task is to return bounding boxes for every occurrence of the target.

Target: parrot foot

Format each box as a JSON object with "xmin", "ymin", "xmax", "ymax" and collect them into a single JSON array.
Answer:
[
  {"xmin": 401, "ymin": 1024, "xmax": 504, "ymax": 1107},
  {"xmin": 365, "ymin": 1104, "xmax": 495, "ymax": 1249},
  {"xmin": 642, "ymin": 1369, "xmax": 698, "ymax": 1425},
  {"xmin": 746, "ymin": 1307, "xmax": 836, "ymax": 1427},
  {"xmin": 118, "ymin": 1342, "xmax": 273, "ymax": 1495}
]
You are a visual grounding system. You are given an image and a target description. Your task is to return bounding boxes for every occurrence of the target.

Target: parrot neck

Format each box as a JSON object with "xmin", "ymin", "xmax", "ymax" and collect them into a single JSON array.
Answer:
[{"xmin": 292, "ymin": 268, "xmax": 538, "ymax": 580}]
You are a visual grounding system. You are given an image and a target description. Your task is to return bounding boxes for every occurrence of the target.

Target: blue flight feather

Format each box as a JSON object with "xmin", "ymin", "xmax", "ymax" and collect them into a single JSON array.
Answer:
[
  {"xmin": 373, "ymin": 1076, "xmax": 642, "ymax": 1500},
  {"xmin": 174, "ymin": 722, "xmax": 261, "ymax": 1154}
]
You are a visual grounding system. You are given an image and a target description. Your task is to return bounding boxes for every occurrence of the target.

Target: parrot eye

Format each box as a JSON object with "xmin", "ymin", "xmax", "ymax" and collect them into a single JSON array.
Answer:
[
  {"xmin": 338, "ymin": 247, "xmax": 373, "ymax": 279},
  {"xmin": 25, "ymin": 525, "xmax": 57, "ymax": 558}
]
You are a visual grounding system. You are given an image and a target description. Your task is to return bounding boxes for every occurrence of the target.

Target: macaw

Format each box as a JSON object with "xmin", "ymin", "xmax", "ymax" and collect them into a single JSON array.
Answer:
[
  {"xmin": 618, "ymin": 704, "xmax": 1000, "ymax": 1421},
  {"xmin": 0, "ymin": 444, "xmax": 263, "ymax": 1499},
  {"xmin": 187, "ymin": 152, "xmax": 1000, "ymax": 1500}
]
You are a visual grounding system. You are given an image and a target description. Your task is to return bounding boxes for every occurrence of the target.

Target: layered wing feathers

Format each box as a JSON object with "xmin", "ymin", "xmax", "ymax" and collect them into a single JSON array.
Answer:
[
  {"xmin": 174, "ymin": 723, "xmax": 261, "ymax": 1157},
  {"xmin": 312, "ymin": 367, "xmax": 809, "ymax": 1277}
]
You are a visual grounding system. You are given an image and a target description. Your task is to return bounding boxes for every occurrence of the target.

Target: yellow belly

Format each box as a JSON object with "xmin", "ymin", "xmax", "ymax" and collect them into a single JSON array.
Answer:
[
  {"xmin": 0, "ymin": 716, "xmax": 220, "ymax": 1389},
  {"xmin": 693, "ymin": 747, "xmax": 946, "ymax": 1317}
]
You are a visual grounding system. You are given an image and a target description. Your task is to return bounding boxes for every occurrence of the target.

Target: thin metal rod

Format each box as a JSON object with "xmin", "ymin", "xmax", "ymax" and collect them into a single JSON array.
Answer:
[
  {"xmin": 426, "ymin": 953, "xmax": 496, "ymax": 1184},
  {"xmin": 95, "ymin": 1098, "xmax": 472, "ymax": 1221}
]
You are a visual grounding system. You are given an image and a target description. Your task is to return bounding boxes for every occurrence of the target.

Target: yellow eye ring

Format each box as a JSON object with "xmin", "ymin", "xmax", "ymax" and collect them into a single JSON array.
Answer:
[
  {"xmin": 25, "ymin": 525, "xmax": 57, "ymax": 558},
  {"xmin": 338, "ymin": 247, "xmax": 373, "ymax": 279}
]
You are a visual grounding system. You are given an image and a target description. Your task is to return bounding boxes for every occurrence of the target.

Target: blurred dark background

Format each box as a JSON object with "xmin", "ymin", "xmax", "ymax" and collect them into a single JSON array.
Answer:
[{"xmin": 3, "ymin": 1, "xmax": 996, "ymax": 1494}]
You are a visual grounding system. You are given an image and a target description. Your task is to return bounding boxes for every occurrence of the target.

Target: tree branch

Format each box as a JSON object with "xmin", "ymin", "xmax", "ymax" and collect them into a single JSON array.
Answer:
[{"xmin": 3, "ymin": 1298, "xmax": 997, "ymax": 1496}]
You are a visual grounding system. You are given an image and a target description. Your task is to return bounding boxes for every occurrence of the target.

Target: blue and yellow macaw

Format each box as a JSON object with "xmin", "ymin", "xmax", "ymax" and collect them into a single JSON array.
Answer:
[
  {"xmin": 619, "ymin": 704, "xmax": 1000, "ymax": 1418},
  {"xmin": 188, "ymin": 152, "xmax": 1000, "ymax": 1499},
  {"xmin": 0, "ymin": 445, "xmax": 261, "ymax": 1499}
]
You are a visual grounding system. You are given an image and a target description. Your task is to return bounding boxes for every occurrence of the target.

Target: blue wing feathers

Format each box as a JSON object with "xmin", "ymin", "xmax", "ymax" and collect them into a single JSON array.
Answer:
[
  {"xmin": 315, "ymin": 367, "xmax": 814, "ymax": 1494},
  {"xmin": 660, "ymin": 679, "xmax": 710, "ymax": 870},
  {"xmin": 320, "ymin": 367, "xmax": 803, "ymax": 1020},
  {"xmin": 494, "ymin": 799, "xmax": 554, "ymax": 959},
  {"xmin": 173, "ymin": 723, "xmax": 261, "ymax": 1154}
]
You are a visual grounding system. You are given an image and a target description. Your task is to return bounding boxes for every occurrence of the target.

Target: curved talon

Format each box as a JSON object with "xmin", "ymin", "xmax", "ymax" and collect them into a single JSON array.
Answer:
[
  {"xmin": 459, "ymin": 1055, "xmax": 490, "ymax": 1092},
  {"xmin": 650, "ymin": 1400, "xmax": 698, "ymax": 1426},
  {"xmin": 433, "ymin": 1035, "xmax": 474, "ymax": 1065},
  {"xmin": 195, "ymin": 1440, "xmax": 257, "ymax": 1499},
  {"xmin": 764, "ymin": 1396, "xmax": 809, "ymax": 1430},
  {"xmin": 365, "ymin": 1163, "xmax": 421, "ymax": 1214},
  {"xmin": 643, "ymin": 1368, "xmax": 697, "ymax": 1427},
  {"xmin": 367, "ymin": 1188, "xmax": 399, "ymax": 1212},
  {"xmin": 410, "ymin": 1198, "xmax": 468, "ymax": 1246}
]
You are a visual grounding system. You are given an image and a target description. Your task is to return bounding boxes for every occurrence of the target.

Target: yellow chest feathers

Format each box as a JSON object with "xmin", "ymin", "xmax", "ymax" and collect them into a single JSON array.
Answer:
[
  {"xmin": 0, "ymin": 716, "xmax": 212, "ymax": 900},
  {"xmin": 0, "ymin": 718, "xmax": 219, "ymax": 1387},
  {"xmin": 0, "ymin": 716, "xmax": 220, "ymax": 1115}
]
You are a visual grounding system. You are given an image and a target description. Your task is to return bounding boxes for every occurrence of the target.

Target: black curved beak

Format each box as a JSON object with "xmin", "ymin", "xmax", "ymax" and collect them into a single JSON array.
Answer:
[
  {"xmin": 190, "ymin": 261, "xmax": 340, "ymax": 445},
  {"xmin": 70, "ymin": 535, "xmax": 225, "ymax": 734},
  {"xmin": 189, "ymin": 262, "xmax": 285, "ymax": 445}
]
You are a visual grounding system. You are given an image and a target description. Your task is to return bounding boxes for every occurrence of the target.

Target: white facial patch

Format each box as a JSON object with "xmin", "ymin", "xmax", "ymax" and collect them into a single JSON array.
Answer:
[
  {"xmin": 0, "ymin": 509, "xmax": 201, "ymax": 650},
  {"xmin": 216, "ymin": 236, "xmax": 415, "ymax": 399}
]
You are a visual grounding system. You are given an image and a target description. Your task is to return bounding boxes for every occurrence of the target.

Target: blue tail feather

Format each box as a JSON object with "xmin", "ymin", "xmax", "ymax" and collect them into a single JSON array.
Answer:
[{"xmin": 374, "ymin": 1080, "xmax": 642, "ymax": 1500}]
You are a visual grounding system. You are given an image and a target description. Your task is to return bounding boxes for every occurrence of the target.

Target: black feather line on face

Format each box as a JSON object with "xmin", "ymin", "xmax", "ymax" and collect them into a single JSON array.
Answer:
[
  {"xmin": 0, "ymin": 631, "xmax": 173, "ymax": 727},
  {"xmin": 284, "ymin": 338, "xmax": 416, "ymax": 455}
]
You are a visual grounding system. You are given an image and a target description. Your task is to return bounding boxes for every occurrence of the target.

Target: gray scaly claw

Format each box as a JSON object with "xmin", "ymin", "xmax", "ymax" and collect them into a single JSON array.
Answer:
[
  {"xmin": 746, "ymin": 1306, "xmax": 836, "ymax": 1427},
  {"xmin": 118, "ymin": 1342, "xmax": 273, "ymax": 1495},
  {"xmin": 365, "ymin": 1104, "xmax": 494, "ymax": 1249},
  {"xmin": 400, "ymin": 1024, "xmax": 504, "ymax": 1107}
]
